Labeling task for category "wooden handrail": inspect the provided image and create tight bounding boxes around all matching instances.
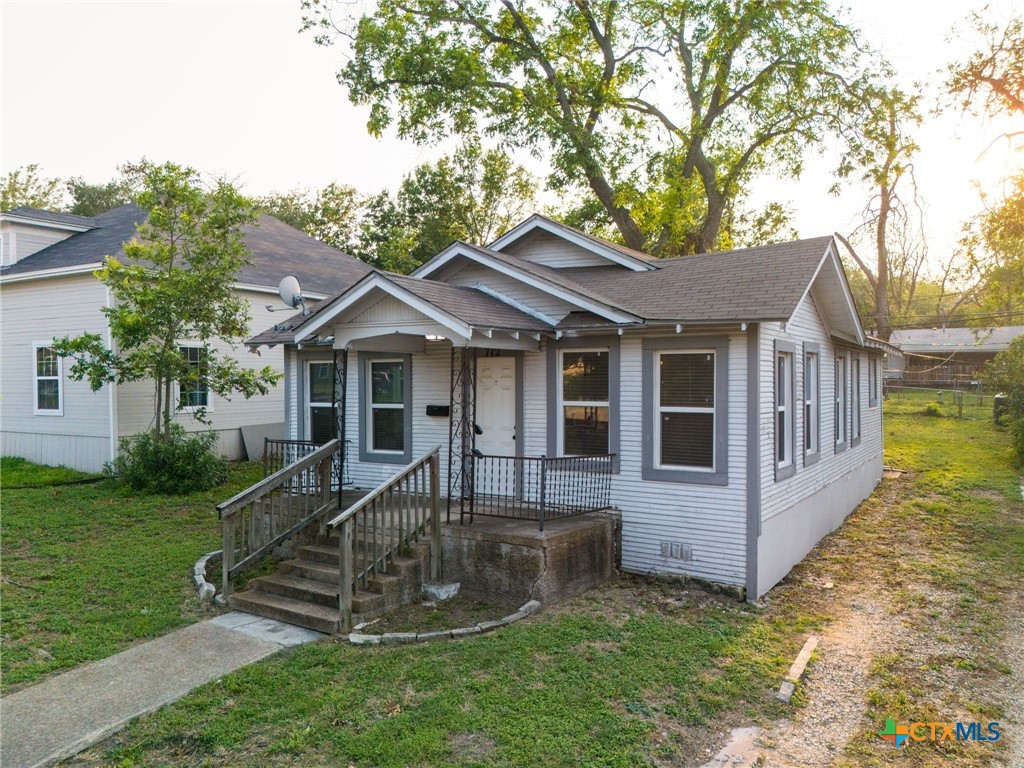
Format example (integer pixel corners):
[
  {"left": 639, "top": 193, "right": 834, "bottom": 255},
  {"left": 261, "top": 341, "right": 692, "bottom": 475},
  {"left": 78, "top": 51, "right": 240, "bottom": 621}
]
[
  {"left": 218, "top": 439, "right": 340, "bottom": 519},
  {"left": 327, "top": 446, "right": 441, "bottom": 530}
]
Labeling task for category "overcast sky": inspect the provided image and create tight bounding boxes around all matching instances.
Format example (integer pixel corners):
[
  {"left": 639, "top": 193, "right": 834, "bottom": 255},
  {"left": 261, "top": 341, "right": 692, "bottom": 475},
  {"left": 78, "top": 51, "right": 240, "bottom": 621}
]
[{"left": 2, "top": 0, "right": 1021, "bottom": 269}]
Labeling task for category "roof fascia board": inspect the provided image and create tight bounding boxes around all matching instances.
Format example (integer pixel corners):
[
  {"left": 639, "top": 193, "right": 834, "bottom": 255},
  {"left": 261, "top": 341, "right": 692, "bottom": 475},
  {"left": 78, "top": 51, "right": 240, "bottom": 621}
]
[
  {"left": 792, "top": 240, "right": 865, "bottom": 345},
  {"left": 0, "top": 263, "right": 104, "bottom": 283},
  {"left": 232, "top": 282, "right": 328, "bottom": 301},
  {"left": 412, "top": 243, "right": 641, "bottom": 324},
  {"left": 0, "top": 214, "right": 94, "bottom": 233},
  {"left": 295, "top": 274, "right": 473, "bottom": 343},
  {"left": 488, "top": 216, "right": 654, "bottom": 272}
]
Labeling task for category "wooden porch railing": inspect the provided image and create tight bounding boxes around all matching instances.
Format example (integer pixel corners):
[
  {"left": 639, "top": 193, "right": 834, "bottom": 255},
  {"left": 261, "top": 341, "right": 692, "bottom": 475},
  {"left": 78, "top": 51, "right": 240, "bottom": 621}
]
[
  {"left": 327, "top": 446, "right": 442, "bottom": 633},
  {"left": 218, "top": 439, "right": 340, "bottom": 597}
]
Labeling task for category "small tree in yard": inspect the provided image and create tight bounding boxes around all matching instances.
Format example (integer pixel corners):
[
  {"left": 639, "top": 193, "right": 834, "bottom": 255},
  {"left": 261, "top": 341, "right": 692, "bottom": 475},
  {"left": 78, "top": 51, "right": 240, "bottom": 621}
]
[
  {"left": 53, "top": 162, "right": 281, "bottom": 492},
  {"left": 986, "top": 337, "right": 1024, "bottom": 463}
]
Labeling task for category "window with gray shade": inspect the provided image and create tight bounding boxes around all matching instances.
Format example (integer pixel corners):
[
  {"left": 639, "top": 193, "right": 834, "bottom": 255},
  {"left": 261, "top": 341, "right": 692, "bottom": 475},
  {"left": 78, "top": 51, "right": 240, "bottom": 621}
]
[
  {"left": 178, "top": 346, "right": 209, "bottom": 409},
  {"left": 35, "top": 345, "right": 61, "bottom": 413},
  {"left": 656, "top": 351, "right": 715, "bottom": 469},
  {"left": 368, "top": 359, "right": 405, "bottom": 452},
  {"left": 805, "top": 351, "right": 819, "bottom": 454},
  {"left": 307, "top": 361, "right": 336, "bottom": 445},
  {"left": 776, "top": 350, "right": 794, "bottom": 469},
  {"left": 559, "top": 350, "right": 609, "bottom": 455}
]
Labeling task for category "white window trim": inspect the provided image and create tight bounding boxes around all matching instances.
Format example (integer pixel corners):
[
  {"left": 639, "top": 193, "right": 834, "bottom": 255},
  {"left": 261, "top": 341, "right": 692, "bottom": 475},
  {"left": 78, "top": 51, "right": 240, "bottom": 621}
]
[
  {"left": 306, "top": 360, "right": 335, "bottom": 444},
  {"left": 365, "top": 356, "right": 405, "bottom": 455},
  {"left": 175, "top": 344, "right": 213, "bottom": 414},
  {"left": 835, "top": 352, "right": 848, "bottom": 452},
  {"left": 653, "top": 349, "right": 716, "bottom": 473},
  {"left": 776, "top": 350, "right": 794, "bottom": 470},
  {"left": 804, "top": 350, "right": 820, "bottom": 460},
  {"left": 556, "top": 348, "right": 610, "bottom": 456},
  {"left": 851, "top": 356, "right": 862, "bottom": 445},
  {"left": 33, "top": 342, "right": 63, "bottom": 416}
]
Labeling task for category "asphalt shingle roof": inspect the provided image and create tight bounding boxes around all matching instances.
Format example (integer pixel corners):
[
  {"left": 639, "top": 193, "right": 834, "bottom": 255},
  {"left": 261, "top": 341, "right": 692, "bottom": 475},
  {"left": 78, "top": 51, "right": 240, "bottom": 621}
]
[
  {"left": 3, "top": 206, "right": 99, "bottom": 228},
  {"left": 0, "top": 204, "right": 373, "bottom": 297},
  {"left": 560, "top": 236, "right": 835, "bottom": 322}
]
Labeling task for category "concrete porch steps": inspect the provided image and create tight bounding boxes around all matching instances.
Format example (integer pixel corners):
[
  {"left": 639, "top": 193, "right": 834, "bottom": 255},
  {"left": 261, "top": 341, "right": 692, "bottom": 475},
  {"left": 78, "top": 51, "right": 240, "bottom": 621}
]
[{"left": 226, "top": 530, "right": 431, "bottom": 634}]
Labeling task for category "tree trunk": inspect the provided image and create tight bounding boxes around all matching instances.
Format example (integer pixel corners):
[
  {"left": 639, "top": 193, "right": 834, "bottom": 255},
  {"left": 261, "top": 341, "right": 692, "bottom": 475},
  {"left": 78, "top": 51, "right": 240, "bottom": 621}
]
[
  {"left": 874, "top": 184, "right": 892, "bottom": 341},
  {"left": 585, "top": 170, "right": 647, "bottom": 251}
]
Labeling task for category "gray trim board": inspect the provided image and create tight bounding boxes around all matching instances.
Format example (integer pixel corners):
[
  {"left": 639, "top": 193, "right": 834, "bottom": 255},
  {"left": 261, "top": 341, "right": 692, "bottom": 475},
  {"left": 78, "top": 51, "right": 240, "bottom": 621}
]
[
  {"left": 515, "top": 350, "right": 525, "bottom": 457},
  {"left": 358, "top": 351, "right": 413, "bottom": 465},
  {"left": 547, "top": 335, "right": 620, "bottom": 469},
  {"left": 745, "top": 324, "right": 761, "bottom": 601},
  {"left": 641, "top": 335, "right": 729, "bottom": 486},
  {"left": 803, "top": 342, "right": 821, "bottom": 467},
  {"left": 774, "top": 339, "right": 797, "bottom": 482}
]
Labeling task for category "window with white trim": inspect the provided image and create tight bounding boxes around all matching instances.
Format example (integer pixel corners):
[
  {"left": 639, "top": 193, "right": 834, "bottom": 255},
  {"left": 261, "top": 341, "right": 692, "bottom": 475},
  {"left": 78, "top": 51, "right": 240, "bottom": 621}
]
[
  {"left": 178, "top": 346, "right": 210, "bottom": 411},
  {"left": 366, "top": 358, "right": 405, "bottom": 453},
  {"left": 776, "top": 350, "right": 794, "bottom": 470},
  {"left": 869, "top": 357, "right": 879, "bottom": 406},
  {"left": 34, "top": 345, "right": 62, "bottom": 414},
  {"left": 307, "top": 361, "right": 336, "bottom": 444},
  {"left": 852, "top": 356, "right": 862, "bottom": 443},
  {"left": 805, "top": 351, "right": 819, "bottom": 456},
  {"left": 655, "top": 351, "right": 715, "bottom": 470},
  {"left": 835, "top": 353, "right": 847, "bottom": 449},
  {"left": 558, "top": 349, "right": 609, "bottom": 455}
]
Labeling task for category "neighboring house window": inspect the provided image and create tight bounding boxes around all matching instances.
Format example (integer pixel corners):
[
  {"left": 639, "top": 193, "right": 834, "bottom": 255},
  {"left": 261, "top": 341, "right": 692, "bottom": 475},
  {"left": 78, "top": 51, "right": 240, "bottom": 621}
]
[
  {"left": 358, "top": 353, "right": 412, "bottom": 464},
  {"left": 559, "top": 350, "right": 609, "bottom": 455},
  {"left": 641, "top": 337, "right": 728, "bottom": 485},
  {"left": 178, "top": 346, "right": 210, "bottom": 411},
  {"left": 307, "top": 361, "right": 336, "bottom": 445},
  {"left": 835, "top": 351, "right": 848, "bottom": 452},
  {"left": 804, "top": 347, "right": 820, "bottom": 465},
  {"left": 851, "top": 356, "right": 862, "bottom": 445},
  {"left": 656, "top": 351, "right": 715, "bottom": 469},
  {"left": 34, "top": 344, "right": 62, "bottom": 415},
  {"left": 775, "top": 341, "right": 796, "bottom": 480}
]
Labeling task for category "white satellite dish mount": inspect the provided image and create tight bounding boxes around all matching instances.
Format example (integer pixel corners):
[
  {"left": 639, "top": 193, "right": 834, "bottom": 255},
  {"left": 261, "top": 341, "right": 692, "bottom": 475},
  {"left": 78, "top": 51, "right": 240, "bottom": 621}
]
[{"left": 267, "top": 275, "right": 309, "bottom": 316}]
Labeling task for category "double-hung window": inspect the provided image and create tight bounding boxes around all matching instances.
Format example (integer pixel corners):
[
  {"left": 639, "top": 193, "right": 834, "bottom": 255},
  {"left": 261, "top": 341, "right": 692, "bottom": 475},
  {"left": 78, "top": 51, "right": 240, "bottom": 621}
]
[
  {"left": 869, "top": 357, "right": 880, "bottom": 407},
  {"left": 804, "top": 348, "right": 820, "bottom": 464},
  {"left": 559, "top": 350, "right": 609, "bottom": 455},
  {"left": 34, "top": 344, "right": 62, "bottom": 415},
  {"left": 307, "top": 362, "right": 336, "bottom": 444},
  {"left": 364, "top": 357, "right": 407, "bottom": 457},
  {"left": 835, "top": 352, "right": 848, "bottom": 451},
  {"left": 656, "top": 351, "right": 716, "bottom": 470},
  {"left": 775, "top": 343, "right": 796, "bottom": 480},
  {"left": 178, "top": 345, "right": 210, "bottom": 411},
  {"left": 851, "top": 356, "right": 862, "bottom": 445}
]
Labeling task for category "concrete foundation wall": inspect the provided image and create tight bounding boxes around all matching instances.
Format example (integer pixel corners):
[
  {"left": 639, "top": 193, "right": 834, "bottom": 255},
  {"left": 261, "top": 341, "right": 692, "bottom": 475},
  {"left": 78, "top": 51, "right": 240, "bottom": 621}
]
[
  {"left": 441, "top": 514, "right": 616, "bottom": 604},
  {"left": 756, "top": 451, "right": 881, "bottom": 596}
]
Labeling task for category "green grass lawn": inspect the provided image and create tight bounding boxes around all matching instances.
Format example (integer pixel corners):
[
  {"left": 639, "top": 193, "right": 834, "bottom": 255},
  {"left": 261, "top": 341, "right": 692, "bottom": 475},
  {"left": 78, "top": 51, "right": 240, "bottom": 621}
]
[
  {"left": 1, "top": 456, "right": 103, "bottom": 488},
  {"left": 1, "top": 460, "right": 262, "bottom": 693}
]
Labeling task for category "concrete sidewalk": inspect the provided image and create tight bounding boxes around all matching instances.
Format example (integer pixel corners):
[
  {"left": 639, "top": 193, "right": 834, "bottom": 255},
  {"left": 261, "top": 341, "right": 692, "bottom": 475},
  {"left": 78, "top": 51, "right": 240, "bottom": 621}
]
[{"left": 0, "top": 613, "right": 323, "bottom": 768}]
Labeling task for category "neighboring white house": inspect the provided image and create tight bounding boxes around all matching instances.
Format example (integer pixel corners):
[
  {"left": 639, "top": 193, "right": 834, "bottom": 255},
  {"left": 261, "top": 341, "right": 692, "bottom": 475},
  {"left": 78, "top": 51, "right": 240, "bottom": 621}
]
[
  {"left": 0, "top": 204, "right": 373, "bottom": 472},
  {"left": 246, "top": 214, "right": 895, "bottom": 599}
]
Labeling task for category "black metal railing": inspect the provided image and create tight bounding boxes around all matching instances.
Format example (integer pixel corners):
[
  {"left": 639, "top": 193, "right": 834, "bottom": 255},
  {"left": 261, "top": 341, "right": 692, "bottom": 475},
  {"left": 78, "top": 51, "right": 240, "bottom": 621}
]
[
  {"left": 468, "top": 453, "right": 615, "bottom": 530},
  {"left": 263, "top": 438, "right": 351, "bottom": 488}
]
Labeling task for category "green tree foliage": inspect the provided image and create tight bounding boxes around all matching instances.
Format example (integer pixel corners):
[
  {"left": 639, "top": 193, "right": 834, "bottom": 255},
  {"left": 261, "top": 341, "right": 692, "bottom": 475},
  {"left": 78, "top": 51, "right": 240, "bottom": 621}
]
[
  {"left": 258, "top": 182, "right": 362, "bottom": 254},
  {"left": 985, "top": 336, "right": 1024, "bottom": 461},
  {"left": 66, "top": 176, "right": 135, "bottom": 217},
  {"left": 304, "top": 0, "right": 868, "bottom": 255},
  {"left": 948, "top": 8, "right": 1023, "bottom": 117},
  {"left": 52, "top": 162, "right": 281, "bottom": 442},
  {"left": 1, "top": 164, "right": 64, "bottom": 211}
]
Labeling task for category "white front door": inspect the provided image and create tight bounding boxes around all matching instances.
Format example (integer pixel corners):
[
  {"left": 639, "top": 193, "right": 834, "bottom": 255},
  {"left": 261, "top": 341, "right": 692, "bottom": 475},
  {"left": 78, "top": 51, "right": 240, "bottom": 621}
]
[{"left": 475, "top": 355, "right": 517, "bottom": 457}]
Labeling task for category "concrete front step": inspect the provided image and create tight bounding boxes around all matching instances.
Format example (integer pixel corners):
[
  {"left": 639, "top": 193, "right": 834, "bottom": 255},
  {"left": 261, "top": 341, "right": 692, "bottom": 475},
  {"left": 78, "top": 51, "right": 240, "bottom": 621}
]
[
  {"left": 253, "top": 573, "right": 340, "bottom": 608},
  {"left": 227, "top": 591, "right": 341, "bottom": 634}
]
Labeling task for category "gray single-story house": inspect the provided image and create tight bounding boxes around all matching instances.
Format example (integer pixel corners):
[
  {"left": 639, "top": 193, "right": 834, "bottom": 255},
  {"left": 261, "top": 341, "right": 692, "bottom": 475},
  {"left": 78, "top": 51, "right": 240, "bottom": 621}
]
[
  {"left": 0, "top": 204, "right": 372, "bottom": 471},
  {"left": 246, "top": 215, "right": 892, "bottom": 598}
]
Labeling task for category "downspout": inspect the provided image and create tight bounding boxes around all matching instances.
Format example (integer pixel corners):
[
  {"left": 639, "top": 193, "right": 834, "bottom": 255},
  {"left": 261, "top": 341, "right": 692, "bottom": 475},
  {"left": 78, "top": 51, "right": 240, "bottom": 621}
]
[{"left": 745, "top": 323, "right": 761, "bottom": 601}]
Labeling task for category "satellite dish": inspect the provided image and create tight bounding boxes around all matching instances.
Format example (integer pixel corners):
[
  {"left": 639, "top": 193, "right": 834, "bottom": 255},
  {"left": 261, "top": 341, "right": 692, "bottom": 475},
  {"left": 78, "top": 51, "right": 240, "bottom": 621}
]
[{"left": 277, "top": 275, "right": 308, "bottom": 316}]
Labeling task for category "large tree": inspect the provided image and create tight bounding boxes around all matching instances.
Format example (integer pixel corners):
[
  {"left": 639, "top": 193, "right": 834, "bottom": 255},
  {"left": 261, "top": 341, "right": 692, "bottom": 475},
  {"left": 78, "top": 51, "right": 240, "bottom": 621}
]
[
  {"left": 304, "top": 0, "right": 868, "bottom": 255},
  {"left": 833, "top": 85, "right": 924, "bottom": 340},
  {"left": 53, "top": 162, "right": 281, "bottom": 440},
  {"left": 1, "top": 164, "right": 64, "bottom": 211}
]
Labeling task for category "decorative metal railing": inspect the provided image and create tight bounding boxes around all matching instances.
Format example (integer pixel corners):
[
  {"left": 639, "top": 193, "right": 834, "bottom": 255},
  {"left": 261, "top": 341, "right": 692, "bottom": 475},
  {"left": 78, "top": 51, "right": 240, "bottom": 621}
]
[
  {"left": 467, "top": 453, "right": 615, "bottom": 531},
  {"left": 219, "top": 440, "right": 340, "bottom": 596},
  {"left": 327, "top": 446, "right": 442, "bottom": 632}
]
